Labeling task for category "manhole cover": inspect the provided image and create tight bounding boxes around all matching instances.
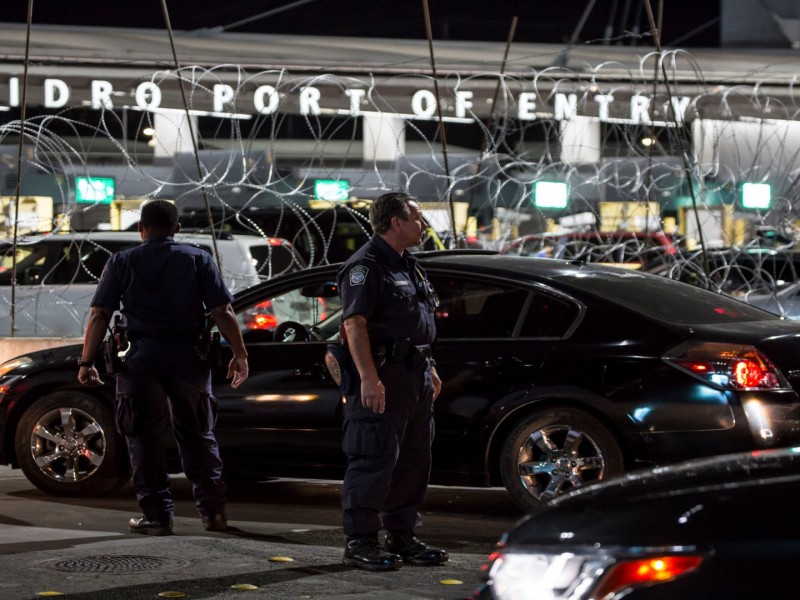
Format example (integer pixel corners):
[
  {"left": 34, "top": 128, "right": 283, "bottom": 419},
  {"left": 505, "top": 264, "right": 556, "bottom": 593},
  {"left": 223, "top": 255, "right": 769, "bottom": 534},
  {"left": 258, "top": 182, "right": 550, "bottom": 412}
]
[{"left": 35, "top": 555, "right": 191, "bottom": 573}]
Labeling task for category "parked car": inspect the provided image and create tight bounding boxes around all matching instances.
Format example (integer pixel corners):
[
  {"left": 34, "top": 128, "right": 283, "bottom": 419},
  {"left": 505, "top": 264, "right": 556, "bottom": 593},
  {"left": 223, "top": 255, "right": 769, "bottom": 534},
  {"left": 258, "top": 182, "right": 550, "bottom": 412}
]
[
  {"left": 2, "top": 252, "right": 800, "bottom": 510},
  {"left": 0, "top": 230, "right": 306, "bottom": 337},
  {"left": 474, "top": 446, "right": 800, "bottom": 599},
  {"left": 180, "top": 205, "right": 372, "bottom": 265}
]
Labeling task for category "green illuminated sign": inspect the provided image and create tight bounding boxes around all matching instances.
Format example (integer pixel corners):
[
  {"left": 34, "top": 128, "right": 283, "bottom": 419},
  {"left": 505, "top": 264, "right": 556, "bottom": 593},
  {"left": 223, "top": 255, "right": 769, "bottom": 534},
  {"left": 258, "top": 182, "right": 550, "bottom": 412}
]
[
  {"left": 314, "top": 179, "right": 349, "bottom": 201},
  {"left": 533, "top": 181, "right": 568, "bottom": 209},
  {"left": 741, "top": 182, "right": 771, "bottom": 209},
  {"left": 75, "top": 176, "right": 115, "bottom": 204}
]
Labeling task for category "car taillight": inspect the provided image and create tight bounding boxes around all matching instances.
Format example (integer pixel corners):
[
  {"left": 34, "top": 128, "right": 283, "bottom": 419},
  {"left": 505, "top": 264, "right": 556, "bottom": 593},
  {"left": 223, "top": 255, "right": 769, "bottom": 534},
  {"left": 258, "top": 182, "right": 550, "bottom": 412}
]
[
  {"left": 664, "top": 341, "right": 789, "bottom": 390},
  {"left": 244, "top": 300, "right": 278, "bottom": 330},
  {"left": 593, "top": 556, "right": 703, "bottom": 599}
]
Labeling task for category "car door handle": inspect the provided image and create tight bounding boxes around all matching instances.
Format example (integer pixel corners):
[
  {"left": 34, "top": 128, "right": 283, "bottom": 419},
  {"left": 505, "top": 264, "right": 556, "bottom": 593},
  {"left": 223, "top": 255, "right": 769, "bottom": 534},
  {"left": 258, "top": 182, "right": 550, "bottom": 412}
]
[
  {"left": 297, "top": 364, "right": 332, "bottom": 380},
  {"left": 485, "top": 357, "right": 533, "bottom": 370}
]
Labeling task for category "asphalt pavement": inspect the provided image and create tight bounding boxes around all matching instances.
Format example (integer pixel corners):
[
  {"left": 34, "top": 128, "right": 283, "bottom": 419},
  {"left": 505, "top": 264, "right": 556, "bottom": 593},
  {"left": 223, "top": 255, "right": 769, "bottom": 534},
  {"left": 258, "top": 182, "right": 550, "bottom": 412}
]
[{"left": 0, "top": 466, "right": 520, "bottom": 599}]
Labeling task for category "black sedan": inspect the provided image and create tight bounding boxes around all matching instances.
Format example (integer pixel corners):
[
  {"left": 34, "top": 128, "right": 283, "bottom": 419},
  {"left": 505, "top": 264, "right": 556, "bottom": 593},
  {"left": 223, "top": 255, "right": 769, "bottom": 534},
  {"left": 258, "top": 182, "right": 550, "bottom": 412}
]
[
  {"left": 474, "top": 447, "right": 800, "bottom": 599},
  {"left": 2, "top": 251, "right": 800, "bottom": 511}
]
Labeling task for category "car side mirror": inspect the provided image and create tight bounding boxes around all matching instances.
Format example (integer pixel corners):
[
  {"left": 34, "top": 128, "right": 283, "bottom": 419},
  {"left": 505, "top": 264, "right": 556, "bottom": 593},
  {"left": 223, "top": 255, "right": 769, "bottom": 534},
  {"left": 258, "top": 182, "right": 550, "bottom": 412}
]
[
  {"left": 23, "top": 266, "right": 42, "bottom": 285},
  {"left": 300, "top": 282, "right": 339, "bottom": 298}
]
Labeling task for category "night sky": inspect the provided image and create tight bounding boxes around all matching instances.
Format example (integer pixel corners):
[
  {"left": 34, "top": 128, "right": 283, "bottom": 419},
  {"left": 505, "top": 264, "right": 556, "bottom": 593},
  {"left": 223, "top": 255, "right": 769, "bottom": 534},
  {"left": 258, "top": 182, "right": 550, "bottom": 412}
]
[{"left": 3, "top": 1, "right": 722, "bottom": 47}]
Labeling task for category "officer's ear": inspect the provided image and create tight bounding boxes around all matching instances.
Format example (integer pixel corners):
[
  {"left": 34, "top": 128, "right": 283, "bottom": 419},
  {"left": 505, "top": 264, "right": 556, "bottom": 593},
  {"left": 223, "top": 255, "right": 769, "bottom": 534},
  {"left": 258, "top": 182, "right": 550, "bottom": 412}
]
[{"left": 173, "top": 223, "right": 182, "bottom": 235}]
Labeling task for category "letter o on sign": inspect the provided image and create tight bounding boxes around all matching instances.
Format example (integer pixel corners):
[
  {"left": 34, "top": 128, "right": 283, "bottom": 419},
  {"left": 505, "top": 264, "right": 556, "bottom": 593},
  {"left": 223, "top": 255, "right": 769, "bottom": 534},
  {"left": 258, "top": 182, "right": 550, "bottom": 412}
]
[
  {"left": 135, "top": 82, "right": 162, "bottom": 109},
  {"left": 411, "top": 90, "right": 437, "bottom": 117}
]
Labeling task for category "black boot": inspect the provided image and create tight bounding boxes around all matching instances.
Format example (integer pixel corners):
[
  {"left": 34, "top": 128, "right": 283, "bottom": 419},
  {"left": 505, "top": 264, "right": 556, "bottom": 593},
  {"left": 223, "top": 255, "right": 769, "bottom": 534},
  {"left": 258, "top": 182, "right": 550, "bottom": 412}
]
[
  {"left": 343, "top": 533, "right": 403, "bottom": 571},
  {"left": 128, "top": 516, "right": 173, "bottom": 536},
  {"left": 384, "top": 530, "right": 448, "bottom": 566}
]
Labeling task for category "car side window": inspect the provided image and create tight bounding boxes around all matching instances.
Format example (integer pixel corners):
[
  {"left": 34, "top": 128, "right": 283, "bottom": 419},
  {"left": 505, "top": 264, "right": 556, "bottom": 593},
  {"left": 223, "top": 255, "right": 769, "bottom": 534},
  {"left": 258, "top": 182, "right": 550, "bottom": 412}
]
[
  {"left": 519, "top": 290, "right": 580, "bottom": 338},
  {"left": 429, "top": 275, "right": 527, "bottom": 339},
  {"left": 0, "top": 243, "right": 49, "bottom": 285},
  {"left": 249, "top": 244, "right": 303, "bottom": 279},
  {"left": 235, "top": 281, "right": 342, "bottom": 343},
  {"left": 44, "top": 241, "right": 133, "bottom": 285}
]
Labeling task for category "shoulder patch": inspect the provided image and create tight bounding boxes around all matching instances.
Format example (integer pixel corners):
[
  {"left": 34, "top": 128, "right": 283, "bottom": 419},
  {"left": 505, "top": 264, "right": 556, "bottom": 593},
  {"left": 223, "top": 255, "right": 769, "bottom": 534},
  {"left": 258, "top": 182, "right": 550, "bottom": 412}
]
[{"left": 349, "top": 265, "right": 369, "bottom": 286}]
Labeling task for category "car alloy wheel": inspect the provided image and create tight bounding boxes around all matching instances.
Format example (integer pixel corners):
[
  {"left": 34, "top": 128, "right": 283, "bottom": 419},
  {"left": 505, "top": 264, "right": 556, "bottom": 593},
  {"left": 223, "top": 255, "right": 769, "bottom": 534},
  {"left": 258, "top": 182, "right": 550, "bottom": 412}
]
[
  {"left": 14, "top": 391, "right": 129, "bottom": 496},
  {"left": 500, "top": 408, "right": 624, "bottom": 511}
]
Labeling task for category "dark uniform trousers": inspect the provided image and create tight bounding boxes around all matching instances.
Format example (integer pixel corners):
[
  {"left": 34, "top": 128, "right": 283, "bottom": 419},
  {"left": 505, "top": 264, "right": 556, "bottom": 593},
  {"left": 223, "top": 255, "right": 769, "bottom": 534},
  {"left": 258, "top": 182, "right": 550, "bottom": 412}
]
[
  {"left": 116, "top": 338, "right": 226, "bottom": 522},
  {"left": 341, "top": 354, "right": 435, "bottom": 537}
]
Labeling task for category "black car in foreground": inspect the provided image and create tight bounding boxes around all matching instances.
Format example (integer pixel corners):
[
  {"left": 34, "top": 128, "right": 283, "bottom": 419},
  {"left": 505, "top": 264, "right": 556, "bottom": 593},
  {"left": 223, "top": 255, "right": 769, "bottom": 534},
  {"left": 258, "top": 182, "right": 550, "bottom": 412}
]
[
  {"left": 2, "top": 252, "right": 800, "bottom": 510},
  {"left": 475, "top": 447, "right": 800, "bottom": 599}
]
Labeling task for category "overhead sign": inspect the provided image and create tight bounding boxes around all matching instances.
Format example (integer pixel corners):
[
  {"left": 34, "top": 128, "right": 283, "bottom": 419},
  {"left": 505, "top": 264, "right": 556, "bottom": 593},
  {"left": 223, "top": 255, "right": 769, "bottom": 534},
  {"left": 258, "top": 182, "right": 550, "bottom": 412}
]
[
  {"left": 0, "top": 76, "right": 695, "bottom": 126},
  {"left": 314, "top": 179, "right": 349, "bottom": 202},
  {"left": 75, "top": 176, "right": 115, "bottom": 204},
  {"left": 741, "top": 182, "right": 771, "bottom": 209},
  {"left": 533, "top": 181, "right": 569, "bottom": 209}
]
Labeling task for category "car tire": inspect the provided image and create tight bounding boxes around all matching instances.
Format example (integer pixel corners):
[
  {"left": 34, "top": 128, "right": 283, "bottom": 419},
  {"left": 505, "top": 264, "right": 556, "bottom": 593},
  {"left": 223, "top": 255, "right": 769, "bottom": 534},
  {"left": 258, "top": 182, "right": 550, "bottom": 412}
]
[
  {"left": 14, "top": 391, "right": 130, "bottom": 497},
  {"left": 500, "top": 407, "right": 624, "bottom": 512}
]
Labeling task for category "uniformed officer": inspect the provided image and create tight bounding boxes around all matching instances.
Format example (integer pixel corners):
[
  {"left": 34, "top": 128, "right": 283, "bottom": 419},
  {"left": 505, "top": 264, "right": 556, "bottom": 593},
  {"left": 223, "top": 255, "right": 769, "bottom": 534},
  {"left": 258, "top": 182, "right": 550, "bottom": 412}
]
[
  {"left": 337, "top": 192, "right": 448, "bottom": 570},
  {"left": 77, "top": 200, "right": 249, "bottom": 536}
]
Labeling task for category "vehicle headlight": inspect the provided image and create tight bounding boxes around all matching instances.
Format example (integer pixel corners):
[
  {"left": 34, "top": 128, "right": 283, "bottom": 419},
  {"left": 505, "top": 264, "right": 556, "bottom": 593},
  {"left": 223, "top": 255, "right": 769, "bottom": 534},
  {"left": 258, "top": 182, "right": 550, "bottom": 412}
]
[
  {"left": 486, "top": 551, "right": 703, "bottom": 600},
  {"left": 488, "top": 552, "right": 612, "bottom": 600},
  {"left": 0, "top": 355, "right": 32, "bottom": 377}
]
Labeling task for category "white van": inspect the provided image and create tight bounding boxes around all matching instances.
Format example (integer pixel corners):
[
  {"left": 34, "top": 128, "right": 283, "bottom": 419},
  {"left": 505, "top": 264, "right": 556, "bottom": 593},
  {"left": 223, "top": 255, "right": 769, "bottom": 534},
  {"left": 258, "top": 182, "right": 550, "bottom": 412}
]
[{"left": 0, "top": 231, "right": 306, "bottom": 337}]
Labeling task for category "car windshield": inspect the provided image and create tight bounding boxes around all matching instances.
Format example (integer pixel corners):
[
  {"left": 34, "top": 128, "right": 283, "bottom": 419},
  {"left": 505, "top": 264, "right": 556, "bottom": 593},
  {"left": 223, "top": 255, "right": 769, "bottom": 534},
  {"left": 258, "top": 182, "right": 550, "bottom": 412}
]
[{"left": 562, "top": 268, "right": 778, "bottom": 324}]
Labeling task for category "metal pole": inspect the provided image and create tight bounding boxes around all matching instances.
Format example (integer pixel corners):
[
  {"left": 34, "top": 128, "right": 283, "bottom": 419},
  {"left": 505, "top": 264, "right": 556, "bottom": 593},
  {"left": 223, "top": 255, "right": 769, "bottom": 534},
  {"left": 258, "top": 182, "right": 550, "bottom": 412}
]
[
  {"left": 642, "top": 0, "right": 711, "bottom": 284},
  {"left": 10, "top": 0, "right": 35, "bottom": 338},
  {"left": 422, "top": 0, "right": 460, "bottom": 249},
  {"left": 159, "top": 0, "right": 222, "bottom": 270}
]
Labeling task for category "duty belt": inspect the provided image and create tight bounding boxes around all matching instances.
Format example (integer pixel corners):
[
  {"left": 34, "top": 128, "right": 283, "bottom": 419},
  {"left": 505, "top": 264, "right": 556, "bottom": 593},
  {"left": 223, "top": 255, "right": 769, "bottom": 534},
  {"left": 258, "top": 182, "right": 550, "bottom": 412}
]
[
  {"left": 127, "top": 329, "right": 200, "bottom": 342},
  {"left": 378, "top": 339, "right": 432, "bottom": 364}
]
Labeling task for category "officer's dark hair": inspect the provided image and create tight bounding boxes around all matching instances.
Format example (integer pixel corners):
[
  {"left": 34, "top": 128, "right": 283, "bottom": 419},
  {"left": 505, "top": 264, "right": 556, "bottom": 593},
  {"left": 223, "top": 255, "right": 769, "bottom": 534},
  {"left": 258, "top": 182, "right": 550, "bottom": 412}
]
[
  {"left": 370, "top": 192, "right": 415, "bottom": 234},
  {"left": 140, "top": 200, "right": 178, "bottom": 231}
]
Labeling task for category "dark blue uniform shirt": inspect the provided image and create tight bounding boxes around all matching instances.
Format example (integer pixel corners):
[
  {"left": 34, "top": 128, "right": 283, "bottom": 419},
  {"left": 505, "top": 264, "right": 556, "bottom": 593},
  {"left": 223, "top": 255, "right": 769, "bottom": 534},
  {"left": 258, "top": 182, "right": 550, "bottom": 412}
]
[
  {"left": 91, "top": 236, "right": 233, "bottom": 333},
  {"left": 338, "top": 234, "right": 435, "bottom": 346}
]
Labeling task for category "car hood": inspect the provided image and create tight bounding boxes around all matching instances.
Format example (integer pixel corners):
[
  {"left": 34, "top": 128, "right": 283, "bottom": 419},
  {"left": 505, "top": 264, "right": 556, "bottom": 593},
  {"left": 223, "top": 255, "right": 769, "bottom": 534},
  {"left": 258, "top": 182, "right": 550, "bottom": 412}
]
[
  {"left": 5, "top": 343, "right": 84, "bottom": 373},
  {"left": 505, "top": 448, "right": 800, "bottom": 549}
]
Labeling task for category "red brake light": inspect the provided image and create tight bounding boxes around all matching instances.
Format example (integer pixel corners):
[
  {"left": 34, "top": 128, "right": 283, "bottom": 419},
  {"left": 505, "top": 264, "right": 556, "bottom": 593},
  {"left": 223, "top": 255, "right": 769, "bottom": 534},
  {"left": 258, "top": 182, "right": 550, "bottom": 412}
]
[
  {"left": 267, "top": 238, "right": 283, "bottom": 246},
  {"left": 245, "top": 300, "right": 278, "bottom": 330},
  {"left": 594, "top": 556, "right": 703, "bottom": 598},
  {"left": 664, "top": 341, "right": 787, "bottom": 390},
  {"left": 251, "top": 314, "right": 278, "bottom": 330},
  {"left": 734, "top": 359, "right": 764, "bottom": 387}
]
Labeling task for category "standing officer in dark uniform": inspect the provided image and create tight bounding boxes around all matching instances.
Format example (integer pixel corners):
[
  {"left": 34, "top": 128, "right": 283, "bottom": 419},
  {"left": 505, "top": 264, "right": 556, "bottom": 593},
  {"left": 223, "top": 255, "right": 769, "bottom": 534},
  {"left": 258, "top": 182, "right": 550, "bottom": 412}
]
[
  {"left": 77, "top": 200, "right": 249, "bottom": 536},
  {"left": 337, "top": 192, "right": 448, "bottom": 570}
]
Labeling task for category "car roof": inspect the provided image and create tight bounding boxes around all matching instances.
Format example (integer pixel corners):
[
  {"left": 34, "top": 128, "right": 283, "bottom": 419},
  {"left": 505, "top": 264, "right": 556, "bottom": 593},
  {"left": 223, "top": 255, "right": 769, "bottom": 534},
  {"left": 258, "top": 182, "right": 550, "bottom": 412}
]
[
  {"left": 0, "top": 231, "right": 294, "bottom": 244},
  {"left": 512, "top": 231, "right": 673, "bottom": 241},
  {"left": 419, "top": 252, "right": 642, "bottom": 281}
]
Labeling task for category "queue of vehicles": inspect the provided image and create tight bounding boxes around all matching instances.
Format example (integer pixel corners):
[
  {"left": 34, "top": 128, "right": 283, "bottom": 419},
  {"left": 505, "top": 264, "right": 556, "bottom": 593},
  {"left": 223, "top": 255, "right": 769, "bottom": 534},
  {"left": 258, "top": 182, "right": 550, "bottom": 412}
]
[
  {"left": 3, "top": 225, "right": 800, "bottom": 596},
  {"left": 3, "top": 252, "right": 800, "bottom": 509}
]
